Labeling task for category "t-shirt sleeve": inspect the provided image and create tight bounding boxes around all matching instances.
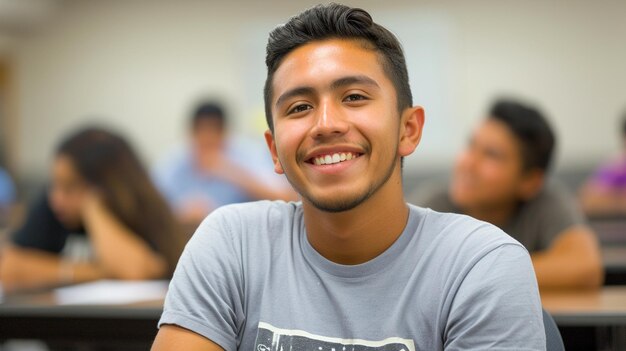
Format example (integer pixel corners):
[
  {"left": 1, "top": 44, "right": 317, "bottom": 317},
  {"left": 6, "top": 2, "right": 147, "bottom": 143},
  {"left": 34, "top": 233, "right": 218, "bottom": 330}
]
[
  {"left": 158, "top": 207, "right": 245, "bottom": 351},
  {"left": 11, "top": 191, "right": 71, "bottom": 253},
  {"left": 444, "top": 243, "right": 545, "bottom": 350}
]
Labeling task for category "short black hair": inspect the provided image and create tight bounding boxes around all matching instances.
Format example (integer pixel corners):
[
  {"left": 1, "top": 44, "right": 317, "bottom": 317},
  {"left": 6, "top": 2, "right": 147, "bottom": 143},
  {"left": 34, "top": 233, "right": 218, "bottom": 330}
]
[
  {"left": 263, "top": 3, "right": 412, "bottom": 133},
  {"left": 191, "top": 101, "right": 226, "bottom": 130},
  {"left": 489, "top": 99, "right": 556, "bottom": 172}
]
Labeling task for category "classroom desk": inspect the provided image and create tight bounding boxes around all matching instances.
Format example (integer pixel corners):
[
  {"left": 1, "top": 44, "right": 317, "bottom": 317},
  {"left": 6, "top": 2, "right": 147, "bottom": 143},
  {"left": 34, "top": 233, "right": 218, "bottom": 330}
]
[
  {"left": 603, "top": 246, "right": 626, "bottom": 285},
  {"left": 542, "top": 286, "right": 626, "bottom": 325},
  {"left": 2, "top": 286, "right": 626, "bottom": 349},
  {"left": 0, "top": 290, "right": 163, "bottom": 348},
  {"left": 542, "top": 286, "right": 626, "bottom": 350},
  {"left": 590, "top": 217, "right": 626, "bottom": 246}
]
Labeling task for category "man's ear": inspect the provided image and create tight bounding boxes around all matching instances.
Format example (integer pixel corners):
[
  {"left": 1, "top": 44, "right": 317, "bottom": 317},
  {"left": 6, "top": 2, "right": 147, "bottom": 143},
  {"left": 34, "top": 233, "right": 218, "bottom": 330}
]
[
  {"left": 398, "top": 106, "right": 425, "bottom": 157},
  {"left": 264, "top": 130, "right": 285, "bottom": 174},
  {"left": 518, "top": 169, "right": 545, "bottom": 200}
]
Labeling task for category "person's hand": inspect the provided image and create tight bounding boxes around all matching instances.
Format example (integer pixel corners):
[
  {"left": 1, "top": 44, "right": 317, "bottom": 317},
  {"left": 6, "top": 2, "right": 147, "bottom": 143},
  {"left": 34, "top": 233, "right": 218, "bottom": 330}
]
[
  {"left": 80, "top": 188, "right": 107, "bottom": 223},
  {"left": 178, "top": 199, "right": 215, "bottom": 225},
  {"left": 197, "top": 150, "right": 248, "bottom": 183}
]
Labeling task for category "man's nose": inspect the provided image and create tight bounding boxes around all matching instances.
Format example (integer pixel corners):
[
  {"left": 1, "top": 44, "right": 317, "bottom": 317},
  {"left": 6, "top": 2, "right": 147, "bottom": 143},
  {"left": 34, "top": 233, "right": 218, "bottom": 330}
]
[{"left": 309, "top": 99, "right": 349, "bottom": 139}]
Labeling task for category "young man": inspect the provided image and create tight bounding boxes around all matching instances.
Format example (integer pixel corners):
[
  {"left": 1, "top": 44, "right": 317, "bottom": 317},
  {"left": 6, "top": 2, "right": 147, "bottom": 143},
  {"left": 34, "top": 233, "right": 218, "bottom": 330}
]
[
  {"left": 153, "top": 101, "right": 296, "bottom": 225},
  {"left": 411, "top": 100, "right": 603, "bottom": 290},
  {"left": 153, "top": 4, "right": 545, "bottom": 350}
]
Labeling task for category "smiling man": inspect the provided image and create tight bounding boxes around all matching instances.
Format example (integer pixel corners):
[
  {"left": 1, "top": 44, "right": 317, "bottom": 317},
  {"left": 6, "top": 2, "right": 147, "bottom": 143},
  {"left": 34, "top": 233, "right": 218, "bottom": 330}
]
[
  {"left": 152, "top": 4, "right": 545, "bottom": 351},
  {"left": 411, "top": 100, "right": 603, "bottom": 290}
]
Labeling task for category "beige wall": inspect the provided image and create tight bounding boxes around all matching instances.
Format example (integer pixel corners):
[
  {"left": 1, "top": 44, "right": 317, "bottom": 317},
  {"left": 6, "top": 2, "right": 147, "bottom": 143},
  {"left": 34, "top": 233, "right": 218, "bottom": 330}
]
[{"left": 6, "top": 0, "right": 626, "bottom": 178}]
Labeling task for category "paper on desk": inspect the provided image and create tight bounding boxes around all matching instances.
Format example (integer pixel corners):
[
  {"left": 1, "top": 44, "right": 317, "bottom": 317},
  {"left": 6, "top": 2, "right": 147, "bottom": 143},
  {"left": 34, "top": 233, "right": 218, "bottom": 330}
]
[{"left": 54, "top": 280, "right": 169, "bottom": 305}]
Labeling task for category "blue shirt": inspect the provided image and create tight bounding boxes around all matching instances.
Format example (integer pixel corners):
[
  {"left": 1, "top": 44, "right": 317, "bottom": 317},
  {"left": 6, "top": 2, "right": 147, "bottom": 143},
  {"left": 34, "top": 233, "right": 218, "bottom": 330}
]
[
  {"left": 153, "top": 137, "right": 284, "bottom": 213},
  {"left": 0, "top": 167, "right": 15, "bottom": 207}
]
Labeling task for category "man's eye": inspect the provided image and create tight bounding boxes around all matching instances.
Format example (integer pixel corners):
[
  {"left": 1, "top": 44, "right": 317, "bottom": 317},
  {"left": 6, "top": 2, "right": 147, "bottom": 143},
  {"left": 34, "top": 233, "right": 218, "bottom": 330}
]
[
  {"left": 344, "top": 94, "right": 367, "bottom": 102},
  {"left": 288, "top": 104, "right": 312, "bottom": 114},
  {"left": 485, "top": 149, "right": 504, "bottom": 161}
]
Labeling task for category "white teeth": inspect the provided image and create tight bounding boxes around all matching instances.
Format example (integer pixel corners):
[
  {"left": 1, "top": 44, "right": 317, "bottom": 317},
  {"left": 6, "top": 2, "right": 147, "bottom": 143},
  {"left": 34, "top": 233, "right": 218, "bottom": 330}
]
[{"left": 313, "top": 152, "right": 358, "bottom": 165}]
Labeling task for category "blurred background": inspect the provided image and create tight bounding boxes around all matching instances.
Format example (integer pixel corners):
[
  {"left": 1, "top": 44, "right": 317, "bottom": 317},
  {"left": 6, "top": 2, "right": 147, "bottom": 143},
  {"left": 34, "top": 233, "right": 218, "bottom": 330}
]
[
  {"left": 0, "top": 0, "right": 624, "bottom": 195},
  {"left": 1, "top": 1, "right": 626, "bottom": 350}
]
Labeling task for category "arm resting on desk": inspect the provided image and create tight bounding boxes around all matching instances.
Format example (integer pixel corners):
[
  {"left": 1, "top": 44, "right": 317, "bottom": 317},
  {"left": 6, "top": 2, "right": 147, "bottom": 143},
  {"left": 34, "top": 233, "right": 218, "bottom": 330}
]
[
  {"left": 152, "top": 325, "right": 224, "bottom": 351},
  {"left": 532, "top": 226, "right": 603, "bottom": 290},
  {"left": 0, "top": 245, "right": 104, "bottom": 292},
  {"left": 82, "top": 195, "right": 167, "bottom": 280},
  {"left": 579, "top": 182, "right": 626, "bottom": 215}
]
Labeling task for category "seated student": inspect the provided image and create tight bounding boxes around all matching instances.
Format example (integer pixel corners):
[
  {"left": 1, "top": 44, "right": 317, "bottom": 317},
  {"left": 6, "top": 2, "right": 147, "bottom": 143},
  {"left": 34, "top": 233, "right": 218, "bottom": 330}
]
[
  {"left": 153, "top": 101, "right": 297, "bottom": 224},
  {"left": 0, "top": 164, "right": 16, "bottom": 225},
  {"left": 152, "top": 4, "right": 545, "bottom": 350},
  {"left": 0, "top": 127, "right": 186, "bottom": 292},
  {"left": 410, "top": 99, "right": 603, "bottom": 290},
  {"left": 580, "top": 110, "right": 626, "bottom": 215}
]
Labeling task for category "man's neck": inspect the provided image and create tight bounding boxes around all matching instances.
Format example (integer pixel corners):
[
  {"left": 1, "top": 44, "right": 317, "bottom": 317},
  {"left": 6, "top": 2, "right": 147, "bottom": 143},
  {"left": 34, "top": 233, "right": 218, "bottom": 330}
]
[{"left": 302, "top": 180, "right": 409, "bottom": 265}]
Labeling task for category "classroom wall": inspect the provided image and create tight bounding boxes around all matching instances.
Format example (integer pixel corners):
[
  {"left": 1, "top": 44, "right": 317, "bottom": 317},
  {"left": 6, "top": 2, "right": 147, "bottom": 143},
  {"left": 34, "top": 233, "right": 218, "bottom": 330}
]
[{"left": 6, "top": 0, "right": 626, "bottom": 180}]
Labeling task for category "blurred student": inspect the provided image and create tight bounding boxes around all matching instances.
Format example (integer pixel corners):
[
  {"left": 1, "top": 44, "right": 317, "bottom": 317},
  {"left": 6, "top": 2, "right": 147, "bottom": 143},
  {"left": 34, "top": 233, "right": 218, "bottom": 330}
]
[
  {"left": 410, "top": 99, "right": 603, "bottom": 290},
  {"left": 580, "top": 110, "right": 626, "bottom": 215},
  {"left": 0, "top": 165, "right": 15, "bottom": 224},
  {"left": 0, "top": 127, "right": 186, "bottom": 292},
  {"left": 153, "top": 101, "right": 296, "bottom": 224}
]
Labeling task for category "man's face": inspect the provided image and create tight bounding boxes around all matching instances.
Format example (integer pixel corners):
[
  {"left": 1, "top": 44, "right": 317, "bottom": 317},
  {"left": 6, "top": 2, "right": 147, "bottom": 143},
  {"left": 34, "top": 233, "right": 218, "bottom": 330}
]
[
  {"left": 192, "top": 118, "right": 225, "bottom": 155},
  {"left": 450, "top": 118, "right": 527, "bottom": 210},
  {"left": 265, "top": 39, "right": 419, "bottom": 212}
]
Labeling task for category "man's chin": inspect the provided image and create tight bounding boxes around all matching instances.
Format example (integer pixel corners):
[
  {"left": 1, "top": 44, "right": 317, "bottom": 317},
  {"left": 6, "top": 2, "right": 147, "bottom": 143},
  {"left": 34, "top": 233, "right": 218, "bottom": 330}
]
[{"left": 302, "top": 190, "right": 373, "bottom": 213}]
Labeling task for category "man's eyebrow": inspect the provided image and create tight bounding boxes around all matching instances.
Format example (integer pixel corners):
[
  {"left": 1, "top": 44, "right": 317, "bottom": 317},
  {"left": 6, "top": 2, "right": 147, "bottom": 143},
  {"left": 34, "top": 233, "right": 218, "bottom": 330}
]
[
  {"left": 330, "top": 75, "right": 380, "bottom": 90},
  {"left": 275, "top": 86, "right": 315, "bottom": 109}
]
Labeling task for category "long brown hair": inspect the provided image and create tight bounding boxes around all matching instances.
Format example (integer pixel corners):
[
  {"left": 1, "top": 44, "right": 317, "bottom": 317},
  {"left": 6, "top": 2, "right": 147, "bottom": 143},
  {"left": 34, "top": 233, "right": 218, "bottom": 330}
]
[{"left": 56, "top": 126, "right": 185, "bottom": 276}]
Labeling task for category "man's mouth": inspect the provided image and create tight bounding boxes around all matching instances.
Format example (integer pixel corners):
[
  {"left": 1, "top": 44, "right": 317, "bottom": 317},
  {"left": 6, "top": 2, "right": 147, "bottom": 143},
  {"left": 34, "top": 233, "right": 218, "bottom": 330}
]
[{"left": 307, "top": 152, "right": 362, "bottom": 166}]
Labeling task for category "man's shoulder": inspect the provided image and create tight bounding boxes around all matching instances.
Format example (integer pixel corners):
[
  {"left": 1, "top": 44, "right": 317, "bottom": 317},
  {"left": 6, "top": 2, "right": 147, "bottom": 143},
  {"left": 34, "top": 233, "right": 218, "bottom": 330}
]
[
  {"left": 410, "top": 205, "right": 525, "bottom": 255},
  {"left": 192, "top": 201, "right": 301, "bottom": 243},
  {"left": 210, "top": 200, "right": 301, "bottom": 221},
  {"left": 533, "top": 182, "right": 575, "bottom": 204},
  {"left": 523, "top": 182, "right": 582, "bottom": 220}
]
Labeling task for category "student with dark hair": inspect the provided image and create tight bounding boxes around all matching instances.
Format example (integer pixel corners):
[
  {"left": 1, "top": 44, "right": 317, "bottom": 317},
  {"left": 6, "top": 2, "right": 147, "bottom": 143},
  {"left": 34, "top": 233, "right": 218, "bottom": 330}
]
[
  {"left": 153, "top": 4, "right": 544, "bottom": 350},
  {"left": 580, "top": 109, "right": 626, "bottom": 215},
  {"left": 153, "top": 100, "right": 296, "bottom": 225},
  {"left": 0, "top": 127, "right": 186, "bottom": 292},
  {"left": 411, "top": 99, "right": 603, "bottom": 290}
]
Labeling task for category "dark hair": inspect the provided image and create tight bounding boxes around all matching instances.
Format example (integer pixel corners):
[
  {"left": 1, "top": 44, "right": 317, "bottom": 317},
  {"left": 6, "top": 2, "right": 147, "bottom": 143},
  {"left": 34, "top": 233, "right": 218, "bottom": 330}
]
[
  {"left": 263, "top": 3, "right": 412, "bottom": 132},
  {"left": 489, "top": 100, "right": 556, "bottom": 172},
  {"left": 56, "top": 126, "right": 185, "bottom": 276},
  {"left": 191, "top": 101, "right": 226, "bottom": 130}
]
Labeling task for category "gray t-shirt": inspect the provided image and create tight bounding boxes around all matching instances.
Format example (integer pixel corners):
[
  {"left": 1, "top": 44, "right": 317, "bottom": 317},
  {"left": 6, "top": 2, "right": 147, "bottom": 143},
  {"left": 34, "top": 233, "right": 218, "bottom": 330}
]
[
  {"left": 159, "top": 201, "right": 545, "bottom": 351},
  {"left": 410, "top": 183, "right": 585, "bottom": 252}
]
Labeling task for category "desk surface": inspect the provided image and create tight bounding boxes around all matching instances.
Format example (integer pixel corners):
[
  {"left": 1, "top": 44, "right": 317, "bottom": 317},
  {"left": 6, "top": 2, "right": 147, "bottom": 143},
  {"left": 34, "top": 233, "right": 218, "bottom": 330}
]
[
  {"left": 603, "top": 246, "right": 626, "bottom": 270},
  {"left": 591, "top": 218, "right": 626, "bottom": 245},
  {"left": 0, "top": 290, "right": 164, "bottom": 343},
  {"left": 2, "top": 285, "right": 626, "bottom": 341},
  {"left": 541, "top": 286, "right": 626, "bottom": 326}
]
